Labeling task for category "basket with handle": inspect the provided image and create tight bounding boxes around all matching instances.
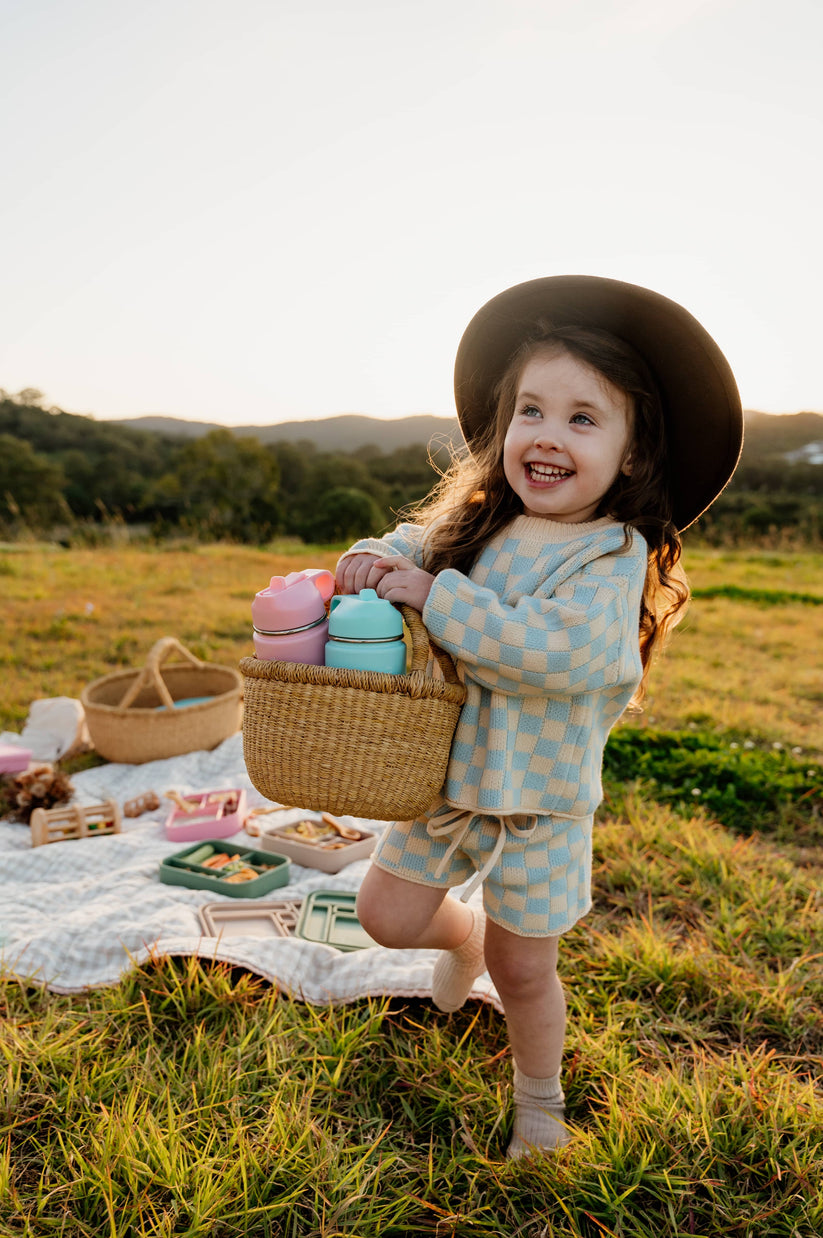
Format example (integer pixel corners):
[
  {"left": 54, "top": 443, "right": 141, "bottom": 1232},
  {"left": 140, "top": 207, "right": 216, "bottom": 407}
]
[
  {"left": 81, "top": 637, "right": 243, "bottom": 764},
  {"left": 240, "top": 605, "right": 467, "bottom": 820}
]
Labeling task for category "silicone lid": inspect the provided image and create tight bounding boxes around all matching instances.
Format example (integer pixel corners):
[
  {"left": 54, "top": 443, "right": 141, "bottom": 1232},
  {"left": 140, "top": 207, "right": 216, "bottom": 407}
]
[
  {"left": 252, "top": 569, "right": 334, "bottom": 631},
  {"left": 327, "top": 589, "right": 403, "bottom": 639}
]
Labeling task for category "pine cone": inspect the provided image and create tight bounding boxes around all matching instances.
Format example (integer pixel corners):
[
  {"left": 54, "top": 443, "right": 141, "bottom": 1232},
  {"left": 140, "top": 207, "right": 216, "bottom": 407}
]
[{"left": 0, "top": 765, "right": 75, "bottom": 823}]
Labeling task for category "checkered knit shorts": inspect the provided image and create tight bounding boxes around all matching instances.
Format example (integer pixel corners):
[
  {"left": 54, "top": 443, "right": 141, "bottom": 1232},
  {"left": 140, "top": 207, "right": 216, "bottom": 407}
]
[{"left": 371, "top": 796, "right": 594, "bottom": 937}]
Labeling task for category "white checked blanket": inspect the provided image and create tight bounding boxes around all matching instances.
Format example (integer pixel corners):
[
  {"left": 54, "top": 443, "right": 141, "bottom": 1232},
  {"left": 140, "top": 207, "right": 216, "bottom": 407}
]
[{"left": 0, "top": 734, "right": 499, "bottom": 1008}]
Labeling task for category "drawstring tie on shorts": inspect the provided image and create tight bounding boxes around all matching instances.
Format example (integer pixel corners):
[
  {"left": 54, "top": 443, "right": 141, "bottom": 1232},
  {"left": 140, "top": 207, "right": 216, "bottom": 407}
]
[{"left": 426, "top": 804, "right": 539, "bottom": 902}]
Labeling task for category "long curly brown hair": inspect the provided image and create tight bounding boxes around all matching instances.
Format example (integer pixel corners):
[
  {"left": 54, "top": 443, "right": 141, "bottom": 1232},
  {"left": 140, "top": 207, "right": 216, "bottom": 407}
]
[{"left": 402, "top": 322, "right": 690, "bottom": 702}]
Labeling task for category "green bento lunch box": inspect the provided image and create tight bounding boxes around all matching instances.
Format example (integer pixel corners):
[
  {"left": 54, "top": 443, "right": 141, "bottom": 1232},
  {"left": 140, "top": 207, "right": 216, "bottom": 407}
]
[
  {"left": 294, "top": 889, "right": 377, "bottom": 951},
  {"left": 159, "top": 839, "right": 290, "bottom": 898}
]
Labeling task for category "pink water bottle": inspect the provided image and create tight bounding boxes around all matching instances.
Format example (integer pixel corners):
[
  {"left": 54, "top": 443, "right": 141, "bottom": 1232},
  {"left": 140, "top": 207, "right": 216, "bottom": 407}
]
[{"left": 251, "top": 569, "right": 335, "bottom": 665}]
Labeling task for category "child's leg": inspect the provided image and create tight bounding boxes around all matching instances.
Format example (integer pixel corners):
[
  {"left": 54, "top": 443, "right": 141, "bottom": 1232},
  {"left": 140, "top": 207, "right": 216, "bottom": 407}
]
[
  {"left": 483, "top": 921, "right": 569, "bottom": 1156},
  {"left": 484, "top": 924, "right": 564, "bottom": 1076},
  {"left": 356, "top": 864, "right": 474, "bottom": 950}
]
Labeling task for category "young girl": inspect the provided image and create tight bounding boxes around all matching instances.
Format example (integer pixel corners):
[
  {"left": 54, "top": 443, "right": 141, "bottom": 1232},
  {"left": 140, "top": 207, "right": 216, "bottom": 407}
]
[{"left": 335, "top": 275, "right": 743, "bottom": 1159}]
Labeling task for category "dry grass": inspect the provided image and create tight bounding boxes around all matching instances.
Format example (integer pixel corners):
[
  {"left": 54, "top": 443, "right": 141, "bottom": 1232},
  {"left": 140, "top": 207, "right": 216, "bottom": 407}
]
[
  {"left": 3, "top": 542, "right": 816, "bottom": 752},
  {"left": 1, "top": 798, "right": 821, "bottom": 1236},
  {"left": 1, "top": 540, "right": 822, "bottom": 1235},
  {"left": 2, "top": 541, "right": 822, "bottom": 755},
  {"left": 3, "top": 541, "right": 821, "bottom": 757},
  {"left": 0, "top": 542, "right": 339, "bottom": 731},
  {"left": 624, "top": 547, "right": 823, "bottom": 757}
]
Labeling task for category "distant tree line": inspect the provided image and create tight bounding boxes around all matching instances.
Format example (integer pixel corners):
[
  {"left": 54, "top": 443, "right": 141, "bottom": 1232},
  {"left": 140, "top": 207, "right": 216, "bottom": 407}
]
[
  {"left": 1, "top": 390, "right": 821, "bottom": 545},
  {"left": 0, "top": 391, "right": 448, "bottom": 544}
]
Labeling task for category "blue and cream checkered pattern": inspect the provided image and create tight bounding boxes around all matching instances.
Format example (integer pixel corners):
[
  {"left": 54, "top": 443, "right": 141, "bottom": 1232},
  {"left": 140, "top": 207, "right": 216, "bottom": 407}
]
[
  {"left": 347, "top": 514, "right": 646, "bottom": 819},
  {"left": 372, "top": 796, "right": 595, "bottom": 937}
]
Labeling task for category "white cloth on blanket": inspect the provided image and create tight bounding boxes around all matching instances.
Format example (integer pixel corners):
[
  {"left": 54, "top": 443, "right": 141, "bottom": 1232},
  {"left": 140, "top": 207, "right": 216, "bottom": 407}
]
[
  {"left": 0, "top": 696, "right": 91, "bottom": 762},
  {"left": 0, "top": 734, "right": 499, "bottom": 1009}
]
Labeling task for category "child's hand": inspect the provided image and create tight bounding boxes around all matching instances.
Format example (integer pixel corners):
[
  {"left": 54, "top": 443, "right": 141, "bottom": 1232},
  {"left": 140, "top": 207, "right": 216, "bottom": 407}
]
[
  {"left": 334, "top": 553, "right": 393, "bottom": 595},
  {"left": 373, "top": 556, "right": 435, "bottom": 612}
]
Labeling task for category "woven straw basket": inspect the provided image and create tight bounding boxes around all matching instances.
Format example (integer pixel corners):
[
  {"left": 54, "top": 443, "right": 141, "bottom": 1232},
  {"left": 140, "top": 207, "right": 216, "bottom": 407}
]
[
  {"left": 81, "top": 637, "right": 243, "bottom": 764},
  {"left": 240, "top": 606, "right": 467, "bottom": 820}
]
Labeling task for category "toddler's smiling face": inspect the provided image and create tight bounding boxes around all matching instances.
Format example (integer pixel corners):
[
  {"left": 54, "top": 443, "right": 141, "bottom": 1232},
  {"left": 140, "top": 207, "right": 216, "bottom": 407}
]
[{"left": 502, "top": 347, "right": 634, "bottom": 524}]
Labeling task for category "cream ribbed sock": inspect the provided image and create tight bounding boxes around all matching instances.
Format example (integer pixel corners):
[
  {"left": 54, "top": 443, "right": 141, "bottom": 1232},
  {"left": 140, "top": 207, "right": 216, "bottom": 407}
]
[
  {"left": 506, "top": 1066, "right": 570, "bottom": 1159},
  {"left": 431, "top": 906, "right": 487, "bottom": 1012}
]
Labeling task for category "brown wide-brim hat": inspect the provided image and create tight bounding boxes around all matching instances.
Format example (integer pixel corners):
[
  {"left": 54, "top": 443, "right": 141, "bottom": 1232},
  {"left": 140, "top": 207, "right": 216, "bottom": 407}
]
[{"left": 453, "top": 275, "right": 744, "bottom": 531}]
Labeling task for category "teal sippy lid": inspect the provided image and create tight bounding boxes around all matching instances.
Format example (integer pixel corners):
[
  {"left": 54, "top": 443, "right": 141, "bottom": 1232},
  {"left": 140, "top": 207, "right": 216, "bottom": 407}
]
[{"left": 327, "top": 589, "right": 404, "bottom": 639}]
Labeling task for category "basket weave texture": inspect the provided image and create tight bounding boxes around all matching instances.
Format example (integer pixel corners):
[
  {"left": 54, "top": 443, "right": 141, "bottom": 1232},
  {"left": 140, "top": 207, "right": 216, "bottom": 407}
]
[
  {"left": 81, "top": 637, "right": 243, "bottom": 764},
  {"left": 240, "top": 606, "right": 467, "bottom": 821}
]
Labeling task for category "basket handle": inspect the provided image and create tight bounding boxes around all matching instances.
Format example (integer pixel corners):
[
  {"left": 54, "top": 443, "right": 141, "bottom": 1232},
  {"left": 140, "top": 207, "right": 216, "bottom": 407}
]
[
  {"left": 401, "top": 606, "right": 462, "bottom": 686},
  {"left": 117, "top": 637, "right": 205, "bottom": 711}
]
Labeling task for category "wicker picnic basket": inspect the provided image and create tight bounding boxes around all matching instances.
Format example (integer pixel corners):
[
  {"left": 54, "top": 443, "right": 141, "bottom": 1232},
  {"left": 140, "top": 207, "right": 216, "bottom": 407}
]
[
  {"left": 81, "top": 637, "right": 243, "bottom": 764},
  {"left": 240, "top": 606, "right": 467, "bottom": 820}
]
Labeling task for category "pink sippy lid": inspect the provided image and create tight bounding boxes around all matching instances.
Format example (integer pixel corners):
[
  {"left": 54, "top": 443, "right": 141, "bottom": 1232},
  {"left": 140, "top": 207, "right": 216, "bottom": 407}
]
[{"left": 251, "top": 569, "right": 335, "bottom": 633}]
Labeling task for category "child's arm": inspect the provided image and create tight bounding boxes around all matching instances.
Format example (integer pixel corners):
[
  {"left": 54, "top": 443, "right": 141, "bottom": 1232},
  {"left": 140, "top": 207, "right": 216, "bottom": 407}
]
[{"left": 423, "top": 544, "right": 647, "bottom": 697}]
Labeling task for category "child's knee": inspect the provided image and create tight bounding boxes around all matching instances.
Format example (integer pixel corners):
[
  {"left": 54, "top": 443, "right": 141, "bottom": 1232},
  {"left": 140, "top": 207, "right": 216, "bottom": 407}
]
[
  {"left": 484, "top": 929, "right": 559, "bottom": 999},
  {"left": 487, "top": 956, "right": 548, "bottom": 1000},
  {"left": 355, "top": 873, "right": 417, "bottom": 948},
  {"left": 354, "top": 883, "right": 392, "bottom": 944}
]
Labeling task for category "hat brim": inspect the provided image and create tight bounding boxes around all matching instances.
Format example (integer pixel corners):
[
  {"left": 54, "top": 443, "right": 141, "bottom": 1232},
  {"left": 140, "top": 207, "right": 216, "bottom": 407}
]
[{"left": 453, "top": 275, "right": 743, "bottom": 532}]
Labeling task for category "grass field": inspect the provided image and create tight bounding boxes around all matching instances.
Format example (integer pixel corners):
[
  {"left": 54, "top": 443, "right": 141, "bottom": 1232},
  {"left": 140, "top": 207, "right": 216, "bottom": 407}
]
[{"left": 1, "top": 542, "right": 821, "bottom": 1237}]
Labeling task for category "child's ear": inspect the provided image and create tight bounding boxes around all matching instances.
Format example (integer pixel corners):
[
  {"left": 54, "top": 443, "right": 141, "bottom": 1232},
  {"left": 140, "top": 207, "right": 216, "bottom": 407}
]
[{"left": 620, "top": 451, "right": 633, "bottom": 477}]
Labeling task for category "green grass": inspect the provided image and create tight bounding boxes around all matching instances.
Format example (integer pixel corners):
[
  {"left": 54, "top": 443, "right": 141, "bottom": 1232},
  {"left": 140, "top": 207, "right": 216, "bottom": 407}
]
[
  {"left": 2, "top": 803, "right": 821, "bottom": 1235},
  {"left": 603, "top": 728, "right": 822, "bottom": 844},
  {"left": 691, "top": 584, "right": 823, "bottom": 606},
  {"left": 2, "top": 545, "right": 823, "bottom": 1235}
]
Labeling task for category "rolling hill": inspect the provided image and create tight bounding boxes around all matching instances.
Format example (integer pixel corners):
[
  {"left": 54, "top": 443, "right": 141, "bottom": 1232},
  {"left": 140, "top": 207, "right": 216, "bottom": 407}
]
[
  {"left": 109, "top": 413, "right": 464, "bottom": 453},
  {"left": 105, "top": 409, "right": 823, "bottom": 460}
]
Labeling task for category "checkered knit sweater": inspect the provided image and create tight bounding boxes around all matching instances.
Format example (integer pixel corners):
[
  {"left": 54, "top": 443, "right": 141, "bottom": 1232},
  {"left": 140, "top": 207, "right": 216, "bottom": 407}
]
[{"left": 345, "top": 514, "right": 647, "bottom": 818}]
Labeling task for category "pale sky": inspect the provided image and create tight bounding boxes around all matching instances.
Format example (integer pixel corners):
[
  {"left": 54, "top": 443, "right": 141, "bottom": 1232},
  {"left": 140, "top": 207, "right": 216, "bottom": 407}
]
[{"left": 1, "top": 0, "right": 821, "bottom": 426}]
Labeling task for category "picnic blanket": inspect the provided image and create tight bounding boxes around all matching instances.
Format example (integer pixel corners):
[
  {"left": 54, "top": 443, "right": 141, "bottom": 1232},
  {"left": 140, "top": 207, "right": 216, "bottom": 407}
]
[{"left": 0, "top": 732, "right": 500, "bottom": 1009}]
